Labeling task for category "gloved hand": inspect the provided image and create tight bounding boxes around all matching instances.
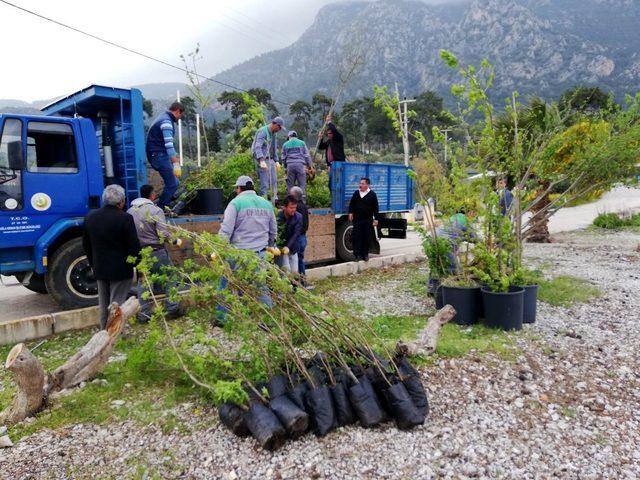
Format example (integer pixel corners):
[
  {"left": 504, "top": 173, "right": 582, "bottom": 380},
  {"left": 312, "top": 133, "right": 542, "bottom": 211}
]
[
  {"left": 275, "top": 162, "right": 282, "bottom": 172},
  {"left": 259, "top": 159, "right": 267, "bottom": 170},
  {"left": 173, "top": 163, "right": 182, "bottom": 178},
  {"left": 173, "top": 238, "right": 183, "bottom": 248},
  {"left": 282, "top": 246, "right": 290, "bottom": 255}
]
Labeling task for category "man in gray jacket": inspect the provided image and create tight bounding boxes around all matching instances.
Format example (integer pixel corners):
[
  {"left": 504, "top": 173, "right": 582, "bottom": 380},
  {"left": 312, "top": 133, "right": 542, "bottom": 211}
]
[
  {"left": 216, "top": 175, "right": 276, "bottom": 322},
  {"left": 128, "top": 184, "right": 181, "bottom": 322},
  {"left": 282, "top": 130, "right": 313, "bottom": 195},
  {"left": 251, "top": 116, "right": 285, "bottom": 201}
]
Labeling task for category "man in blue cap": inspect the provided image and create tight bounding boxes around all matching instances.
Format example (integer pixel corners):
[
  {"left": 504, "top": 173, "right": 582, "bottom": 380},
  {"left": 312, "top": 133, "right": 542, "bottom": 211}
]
[
  {"left": 252, "top": 116, "right": 285, "bottom": 201},
  {"left": 282, "top": 130, "right": 313, "bottom": 196}
]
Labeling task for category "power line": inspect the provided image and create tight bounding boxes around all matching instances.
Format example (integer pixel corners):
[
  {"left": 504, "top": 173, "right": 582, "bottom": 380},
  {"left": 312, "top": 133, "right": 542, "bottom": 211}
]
[
  {"left": 224, "top": 5, "right": 299, "bottom": 45},
  {"left": 0, "top": 0, "right": 292, "bottom": 107}
]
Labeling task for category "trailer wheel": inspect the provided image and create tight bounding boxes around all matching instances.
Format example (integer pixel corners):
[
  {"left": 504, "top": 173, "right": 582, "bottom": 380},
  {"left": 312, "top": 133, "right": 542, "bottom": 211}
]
[
  {"left": 335, "top": 219, "right": 356, "bottom": 262},
  {"left": 14, "top": 272, "right": 48, "bottom": 294},
  {"left": 45, "top": 238, "right": 98, "bottom": 309}
]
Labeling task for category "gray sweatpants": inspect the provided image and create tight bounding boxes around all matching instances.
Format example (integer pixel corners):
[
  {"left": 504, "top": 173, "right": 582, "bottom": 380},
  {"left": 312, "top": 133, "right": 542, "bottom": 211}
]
[
  {"left": 257, "top": 159, "right": 278, "bottom": 199},
  {"left": 97, "top": 278, "right": 133, "bottom": 330},
  {"left": 286, "top": 163, "right": 306, "bottom": 194}
]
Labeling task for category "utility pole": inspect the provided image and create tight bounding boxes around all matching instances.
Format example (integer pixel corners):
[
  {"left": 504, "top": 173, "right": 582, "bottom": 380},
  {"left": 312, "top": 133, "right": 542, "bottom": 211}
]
[
  {"left": 396, "top": 83, "right": 415, "bottom": 167},
  {"left": 196, "top": 113, "right": 201, "bottom": 167},
  {"left": 440, "top": 128, "right": 452, "bottom": 167}
]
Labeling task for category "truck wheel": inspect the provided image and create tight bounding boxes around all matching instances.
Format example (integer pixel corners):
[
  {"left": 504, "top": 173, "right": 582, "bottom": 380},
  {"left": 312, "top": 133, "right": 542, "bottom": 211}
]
[
  {"left": 14, "top": 272, "right": 48, "bottom": 294},
  {"left": 45, "top": 238, "right": 98, "bottom": 309},
  {"left": 335, "top": 219, "right": 356, "bottom": 262}
]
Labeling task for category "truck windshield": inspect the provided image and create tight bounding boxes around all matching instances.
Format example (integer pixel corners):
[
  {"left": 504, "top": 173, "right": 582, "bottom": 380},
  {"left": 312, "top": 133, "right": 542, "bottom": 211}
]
[{"left": 0, "top": 118, "right": 23, "bottom": 211}]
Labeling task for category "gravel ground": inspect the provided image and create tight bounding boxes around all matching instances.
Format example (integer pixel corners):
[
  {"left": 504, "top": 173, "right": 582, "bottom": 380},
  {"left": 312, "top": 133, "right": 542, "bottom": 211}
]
[{"left": 1, "top": 229, "right": 640, "bottom": 479}]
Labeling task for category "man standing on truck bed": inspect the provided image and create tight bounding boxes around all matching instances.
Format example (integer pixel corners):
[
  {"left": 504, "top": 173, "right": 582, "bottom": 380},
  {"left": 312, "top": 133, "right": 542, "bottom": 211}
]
[
  {"left": 317, "top": 116, "right": 345, "bottom": 190},
  {"left": 348, "top": 177, "right": 379, "bottom": 262},
  {"left": 252, "top": 116, "right": 285, "bottom": 201},
  {"left": 146, "top": 102, "right": 185, "bottom": 209},
  {"left": 282, "top": 131, "right": 313, "bottom": 196},
  {"left": 83, "top": 185, "right": 141, "bottom": 329},
  {"left": 127, "top": 184, "right": 182, "bottom": 323},
  {"left": 216, "top": 175, "right": 277, "bottom": 322}
]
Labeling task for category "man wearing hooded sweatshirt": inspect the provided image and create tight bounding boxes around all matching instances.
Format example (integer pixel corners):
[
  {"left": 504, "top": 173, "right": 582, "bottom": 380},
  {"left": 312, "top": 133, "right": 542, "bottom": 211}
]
[
  {"left": 127, "top": 184, "right": 181, "bottom": 322},
  {"left": 252, "top": 116, "right": 285, "bottom": 200},
  {"left": 317, "top": 116, "right": 346, "bottom": 190},
  {"left": 282, "top": 130, "right": 313, "bottom": 194}
]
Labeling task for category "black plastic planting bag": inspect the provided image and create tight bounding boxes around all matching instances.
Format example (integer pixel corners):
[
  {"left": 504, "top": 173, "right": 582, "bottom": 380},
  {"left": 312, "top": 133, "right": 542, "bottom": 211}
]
[
  {"left": 269, "top": 395, "right": 309, "bottom": 439},
  {"left": 218, "top": 402, "right": 250, "bottom": 436},
  {"left": 243, "top": 402, "right": 286, "bottom": 451},
  {"left": 396, "top": 357, "right": 429, "bottom": 417},
  {"left": 330, "top": 382, "right": 356, "bottom": 426},
  {"left": 384, "top": 382, "right": 425, "bottom": 430},
  {"left": 288, "top": 381, "right": 309, "bottom": 410},
  {"left": 267, "top": 374, "right": 289, "bottom": 399},
  {"left": 304, "top": 386, "right": 337, "bottom": 436},
  {"left": 308, "top": 365, "right": 327, "bottom": 386},
  {"left": 348, "top": 377, "right": 386, "bottom": 428}
]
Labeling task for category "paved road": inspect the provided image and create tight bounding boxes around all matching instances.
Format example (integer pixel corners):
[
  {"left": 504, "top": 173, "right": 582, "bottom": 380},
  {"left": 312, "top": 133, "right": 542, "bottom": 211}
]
[{"left": 2, "top": 186, "right": 638, "bottom": 323}]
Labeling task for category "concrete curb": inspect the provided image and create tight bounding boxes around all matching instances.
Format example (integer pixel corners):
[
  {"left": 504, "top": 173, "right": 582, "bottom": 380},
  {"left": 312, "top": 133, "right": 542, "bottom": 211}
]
[{"left": 0, "top": 252, "right": 425, "bottom": 346}]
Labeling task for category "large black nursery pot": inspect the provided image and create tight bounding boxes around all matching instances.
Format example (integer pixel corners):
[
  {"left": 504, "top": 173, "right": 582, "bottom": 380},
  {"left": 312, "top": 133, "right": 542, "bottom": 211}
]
[
  {"left": 442, "top": 285, "right": 482, "bottom": 325},
  {"left": 481, "top": 286, "right": 524, "bottom": 331},
  {"left": 190, "top": 188, "right": 224, "bottom": 215},
  {"left": 522, "top": 285, "right": 539, "bottom": 324}
]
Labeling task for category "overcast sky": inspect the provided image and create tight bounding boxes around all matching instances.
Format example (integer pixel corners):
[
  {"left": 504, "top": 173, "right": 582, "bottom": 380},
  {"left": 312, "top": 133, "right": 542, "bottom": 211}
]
[{"left": 1, "top": 0, "right": 453, "bottom": 102}]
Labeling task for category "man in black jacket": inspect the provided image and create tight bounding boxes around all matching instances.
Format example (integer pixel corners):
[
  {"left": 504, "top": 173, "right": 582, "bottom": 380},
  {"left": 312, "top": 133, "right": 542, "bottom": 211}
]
[
  {"left": 289, "top": 186, "right": 309, "bottom": 282},
  {"left": 83, "top": 184, "right": 141, "bottom": 329},
  {"left": 317, "top": 116, "right": 345, "bottom": 190},
  {"left": 348, "top": 177, "right": 379, "bottom": 261}
]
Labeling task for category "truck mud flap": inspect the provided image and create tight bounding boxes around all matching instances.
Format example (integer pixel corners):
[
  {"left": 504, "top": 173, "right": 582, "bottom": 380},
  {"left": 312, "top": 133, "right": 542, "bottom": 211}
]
[{"left": 377, "top": 218, "right": 407, "bottom": 239}]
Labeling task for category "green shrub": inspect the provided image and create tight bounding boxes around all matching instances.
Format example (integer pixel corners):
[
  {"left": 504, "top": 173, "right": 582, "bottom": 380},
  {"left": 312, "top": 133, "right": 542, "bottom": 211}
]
[
  {"left": 185, "top": 153, "right": 255, "bottom": 204},
  {"left": 592, "top": 212, "right": 624, "bottom": 229},
  {"left": 627, "top": 213, "right": 640, "bottom": 227},
  {"left": 306, "top": 170, "right": 331, "bottom": 208}
]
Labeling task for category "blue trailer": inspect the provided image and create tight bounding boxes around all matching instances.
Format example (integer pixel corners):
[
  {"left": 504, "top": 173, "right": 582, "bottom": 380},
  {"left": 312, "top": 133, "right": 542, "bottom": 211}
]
[{"left": 0, "top": 85, "right": 413, "bottom": 309}]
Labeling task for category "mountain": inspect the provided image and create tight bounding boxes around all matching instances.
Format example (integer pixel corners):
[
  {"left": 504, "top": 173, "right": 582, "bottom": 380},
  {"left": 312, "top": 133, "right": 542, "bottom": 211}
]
[{"left": 210, "top": 0, "right": 640, "bottom": 106}]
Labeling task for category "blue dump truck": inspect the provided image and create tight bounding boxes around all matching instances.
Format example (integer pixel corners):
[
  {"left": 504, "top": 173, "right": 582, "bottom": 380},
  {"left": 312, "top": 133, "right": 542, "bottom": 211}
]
[{"left": 0, "top": 85, "right": 413, "bottom": 309}]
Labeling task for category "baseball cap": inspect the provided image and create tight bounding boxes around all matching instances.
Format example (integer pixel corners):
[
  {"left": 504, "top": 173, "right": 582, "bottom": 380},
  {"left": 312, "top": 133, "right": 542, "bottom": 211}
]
[
  {"left": 234, "top": 175, "right": 254, "bottom": 187},
  {"left": 272, "top": 116, "right": 286, "bottom": 130},
  {"left": 288, "top": 130, "right": 297, "bottom": 137}
]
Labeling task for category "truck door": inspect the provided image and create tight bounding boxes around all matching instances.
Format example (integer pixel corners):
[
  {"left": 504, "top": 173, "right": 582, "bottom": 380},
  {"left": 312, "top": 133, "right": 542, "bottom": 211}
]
[{"left": 21, "top": 120, "right": 89, "bottom": 233}]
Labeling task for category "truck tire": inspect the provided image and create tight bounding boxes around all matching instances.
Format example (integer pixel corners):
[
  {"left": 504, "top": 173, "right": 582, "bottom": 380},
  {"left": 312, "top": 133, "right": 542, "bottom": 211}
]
[
  {"left": 45, "top": 238, "right": 99, "bottom": 309},
  {"left": 335, "top": 219, "right": 356, "bottom": 262},
  {"left": 14, "top": 272, "right": 48, "bottom": 294}
]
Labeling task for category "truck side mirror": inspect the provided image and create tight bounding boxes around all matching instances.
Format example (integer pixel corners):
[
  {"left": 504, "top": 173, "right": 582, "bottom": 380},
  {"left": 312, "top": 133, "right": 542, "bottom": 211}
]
[{"left": 7, "top": 141, "right": 24, "bottom": 170}]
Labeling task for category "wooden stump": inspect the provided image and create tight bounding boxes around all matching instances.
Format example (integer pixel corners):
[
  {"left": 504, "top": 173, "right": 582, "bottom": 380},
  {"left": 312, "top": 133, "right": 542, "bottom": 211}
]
[
  {"left": 0, "top": 344, "right": 45, "bottom": 426},
  {"left": 397, "top": 304, "right": 456, "bottom": 357}
]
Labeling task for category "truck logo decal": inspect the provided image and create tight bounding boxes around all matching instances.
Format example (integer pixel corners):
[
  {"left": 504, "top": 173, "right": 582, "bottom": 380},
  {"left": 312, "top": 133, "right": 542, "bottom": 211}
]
[{"left": 31, "top": 193, "right": 52, "bottom": 211}]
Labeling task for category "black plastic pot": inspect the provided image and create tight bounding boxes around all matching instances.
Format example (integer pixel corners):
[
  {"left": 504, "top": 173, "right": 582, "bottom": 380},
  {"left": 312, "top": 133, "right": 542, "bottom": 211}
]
[
  {"left": 190, "top": 188, "right": 224, "bottom": 215},
  {"left": 269, "top": 395, "right": 309, "bottom": 439},
  {"left": 384, "top": 382, "right": 425, "bottom": 430},
  {"left": 522, "top": 285, "right": 538, "bottom": 324},
  {"left": 348, "top": 377, "right": 386, "bottom": 428},
  {"left": 396, "top": 358, "right": 429, "bottom": 417},
  {"left": 481, "top": 286, "right": 525, "bottom": 331},
  {"left": 218, "top": 402, "right": 250, "bottom": 436},
  {"left": 288, "top": 382, "right": 309, "bottom": 411},
  {"left": 428, "top": 277, "right": 445, "bottom": 309},
  {"left": 267, "top": 375, "right": 290, "bottom": 399},
  {"left": 330, "top": 382, "right": 357, "bottom": 426},
  {"left": 243, "top": 402, "right": 286, "bottom": 451},
  {"left": 442, "top": 285, "right": 482, "bottom": 325},
  {"left": 304, "top": 386, "right": 337, "bottom": 436}
]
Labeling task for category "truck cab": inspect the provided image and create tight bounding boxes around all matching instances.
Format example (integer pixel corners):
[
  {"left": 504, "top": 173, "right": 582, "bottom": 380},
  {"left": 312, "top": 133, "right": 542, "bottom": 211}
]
[{"left": 0, "top": 85, "right": 146, "bottom": 308}]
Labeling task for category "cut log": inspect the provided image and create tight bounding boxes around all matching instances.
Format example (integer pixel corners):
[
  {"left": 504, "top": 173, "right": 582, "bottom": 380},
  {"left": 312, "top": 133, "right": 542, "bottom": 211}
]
[
  {"left": 1, "top": 297, "right": 139, "bottom": 427},
  {"left": 396, "top": 305, "right": 456, "bottom": 357},
  {"left": 46, "top": 296, "right": 138, "bottom": 395},
  {"left": 0, "top": 343, "right": 45, "bottom": 426}
]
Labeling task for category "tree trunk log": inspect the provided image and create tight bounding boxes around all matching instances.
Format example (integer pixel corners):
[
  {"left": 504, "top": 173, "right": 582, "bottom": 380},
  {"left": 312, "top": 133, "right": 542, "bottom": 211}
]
[
  {"left": 1, "top": 297, "right": 139, "bottom": 426},
  {"left": 0, "top": 344, "right": 45, "bottom": 426},
  {"left": 46, "top": 297, "right": 138, "bottom": 395},
  {"left": 527, "top": 184, "right": 552, "bottom": 243},
  {"left": 396, "top": 304, "right": 456, "bottom": 357}
]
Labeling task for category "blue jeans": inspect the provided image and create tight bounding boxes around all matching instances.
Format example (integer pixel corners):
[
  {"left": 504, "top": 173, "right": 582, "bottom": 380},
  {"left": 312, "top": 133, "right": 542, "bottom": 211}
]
[
  {"left": 216, "top": 250, "right": 272, "bottom": 324},
  {"left": 257, "top": 159, "right": 278, "bottom": 199},
  {"left": 298, "top": 234, "right": 307, "bottom": 276},
  {"left": 148, "top": 152, "right": 179, "bottom": 209}
]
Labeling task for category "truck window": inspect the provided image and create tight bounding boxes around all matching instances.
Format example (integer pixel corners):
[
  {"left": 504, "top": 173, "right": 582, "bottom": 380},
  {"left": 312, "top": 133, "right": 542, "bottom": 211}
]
[
  {"left": 0, "top": 118, "right": 23, "bottom": 211},
  {"left": 26, "top": 122, "right": 78, "bottom": 174}
]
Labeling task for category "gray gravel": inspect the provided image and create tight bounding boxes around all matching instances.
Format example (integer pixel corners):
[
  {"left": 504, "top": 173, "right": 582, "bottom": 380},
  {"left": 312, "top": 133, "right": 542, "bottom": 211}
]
[{"left": 1, "top": 229, "right": 639, "bottom": 479}]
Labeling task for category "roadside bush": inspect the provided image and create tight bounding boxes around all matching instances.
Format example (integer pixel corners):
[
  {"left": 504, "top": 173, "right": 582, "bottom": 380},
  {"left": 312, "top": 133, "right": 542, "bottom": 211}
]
[
  {"left": 306, "top": 171, "right": 331, "bottom": 208},
  {"left": 592, "top": 213, "right": 625, "bottom": 229}
]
